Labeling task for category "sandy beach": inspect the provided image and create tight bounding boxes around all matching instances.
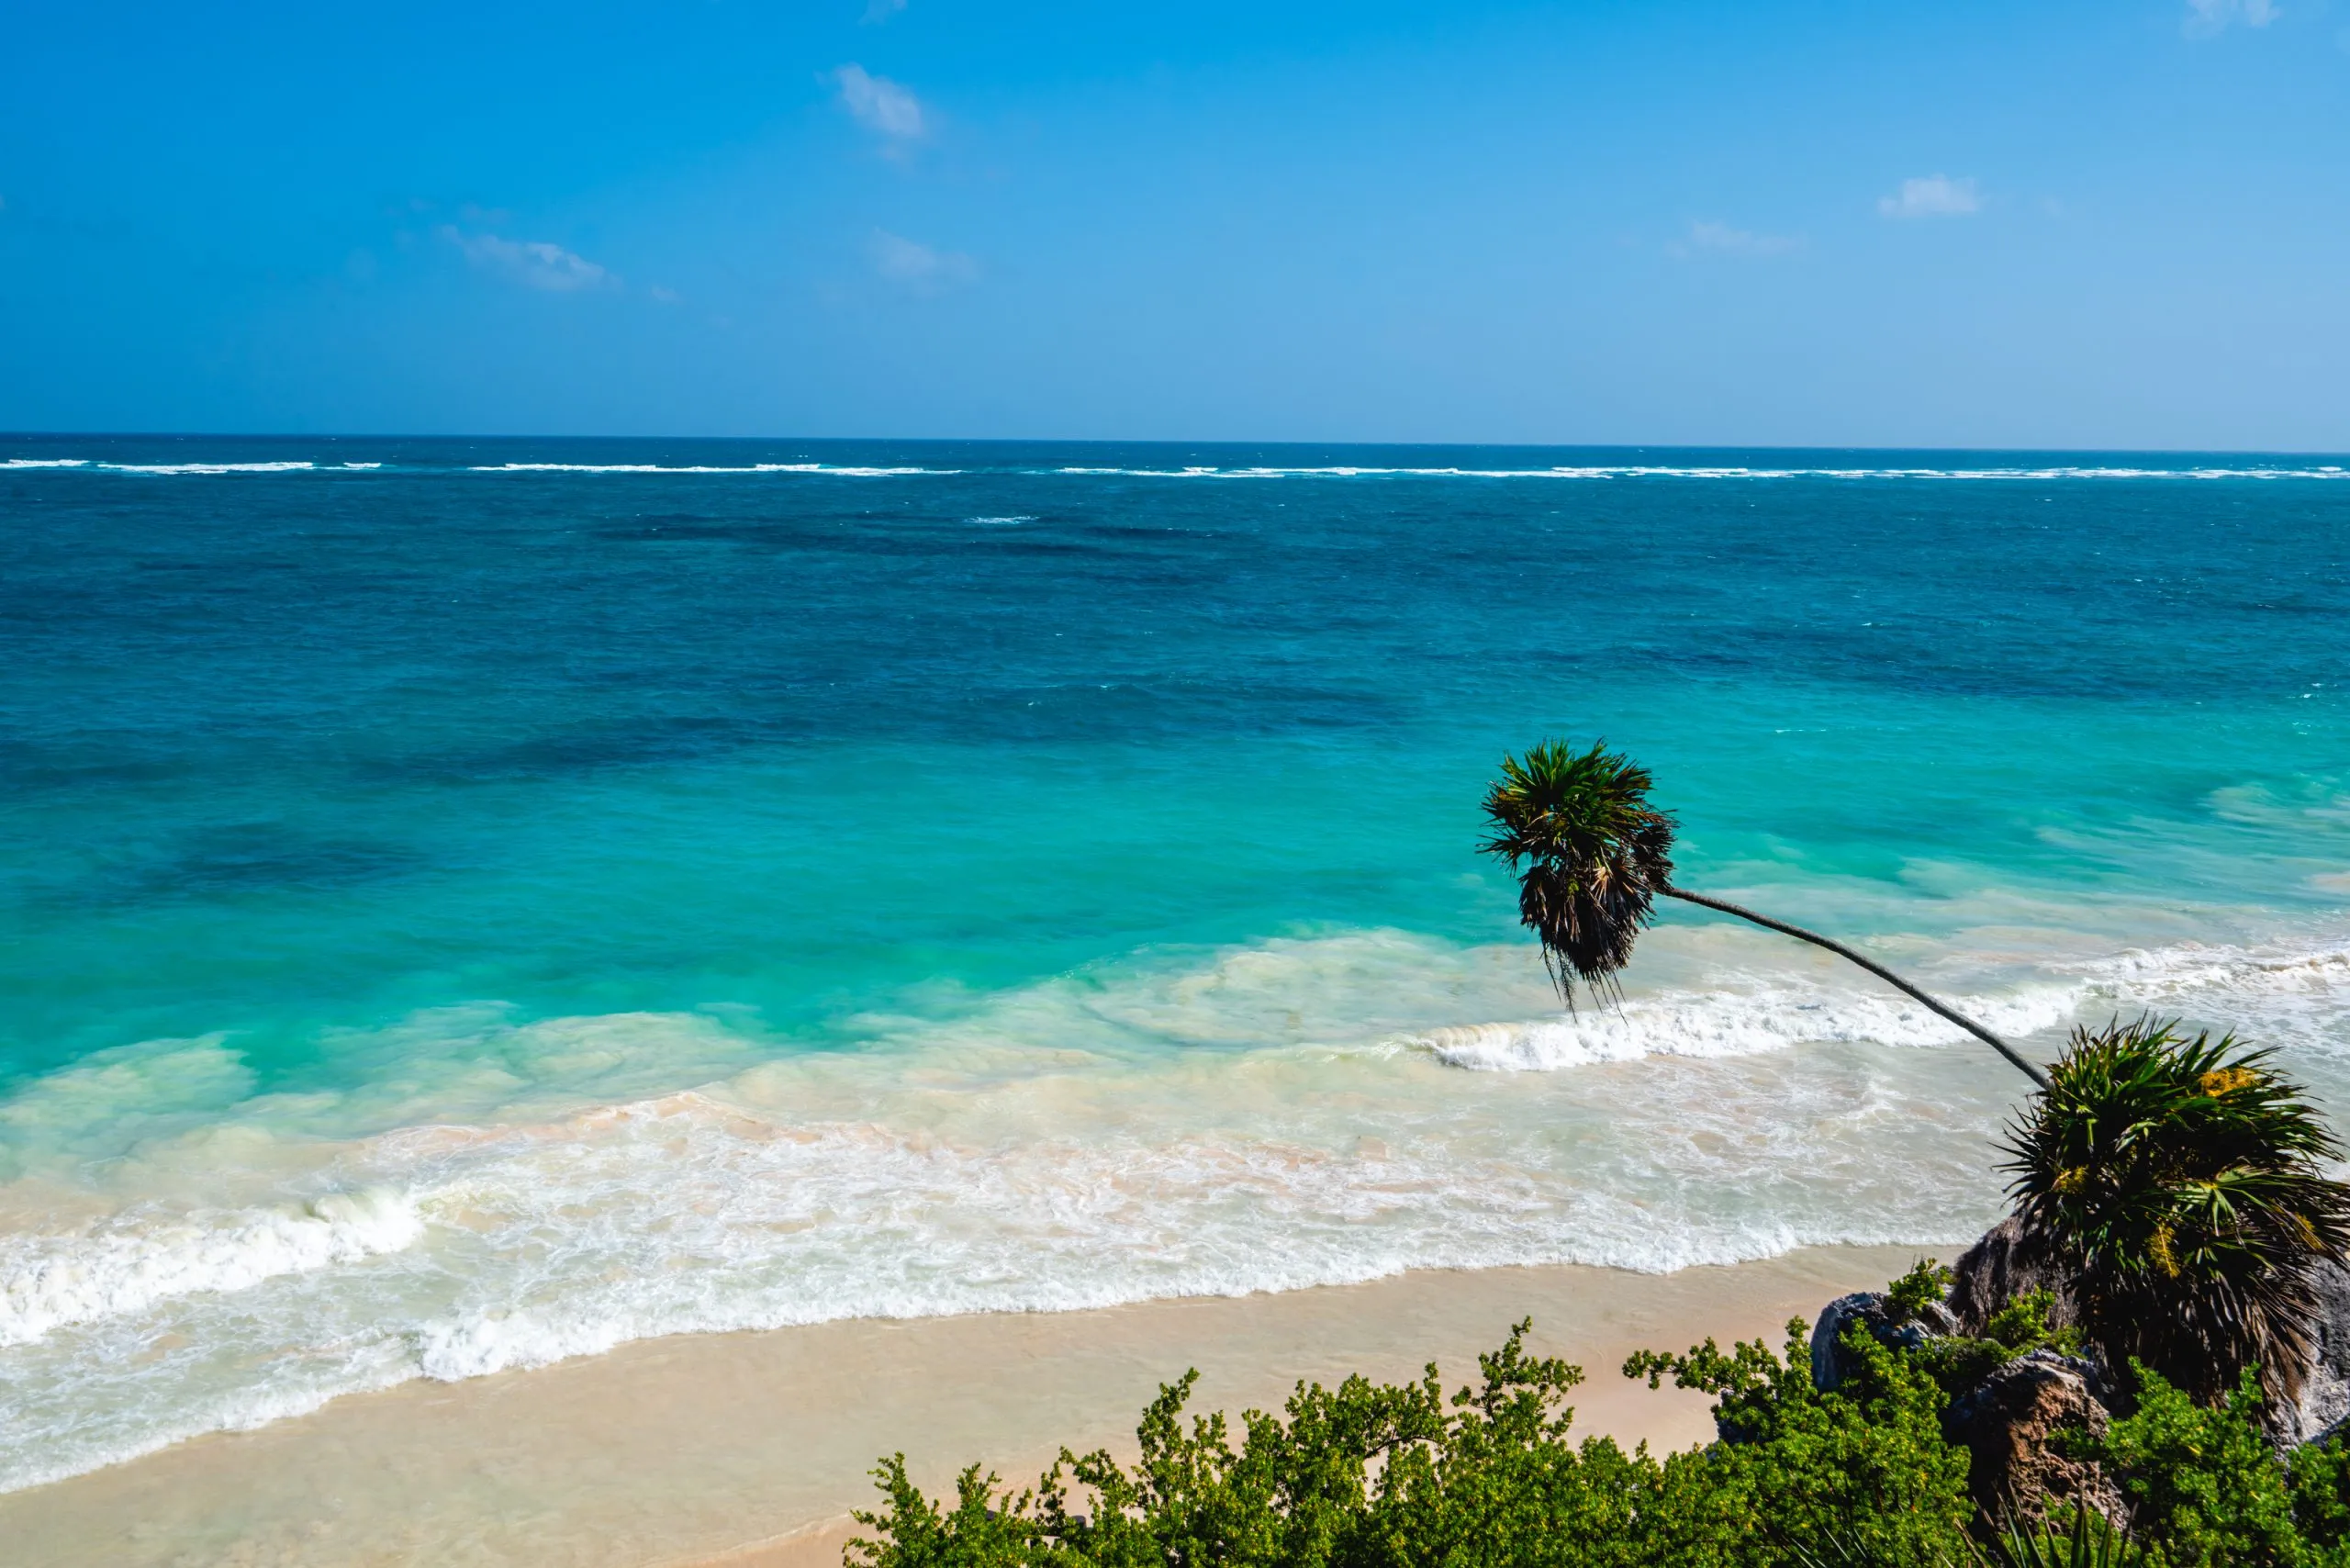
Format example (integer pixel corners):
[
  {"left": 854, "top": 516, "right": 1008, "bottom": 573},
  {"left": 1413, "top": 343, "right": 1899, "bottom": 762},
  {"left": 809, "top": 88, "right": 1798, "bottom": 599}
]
[{"left": 0, "top": 1244, "right": 1929, "bottom": 1568}]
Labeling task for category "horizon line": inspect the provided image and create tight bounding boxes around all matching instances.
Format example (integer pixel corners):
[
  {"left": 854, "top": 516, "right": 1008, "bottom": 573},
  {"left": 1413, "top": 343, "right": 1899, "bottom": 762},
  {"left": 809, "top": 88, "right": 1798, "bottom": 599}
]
[{"left": 6, "top": 431, "right": 2350, "bottom": 460}]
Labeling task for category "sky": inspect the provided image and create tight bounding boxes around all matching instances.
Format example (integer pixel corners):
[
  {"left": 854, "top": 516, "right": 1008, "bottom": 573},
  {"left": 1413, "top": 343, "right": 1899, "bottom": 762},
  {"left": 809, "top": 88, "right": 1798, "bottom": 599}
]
[{"left": 0, "top": 0, "right": 2344, "bottom": 447}]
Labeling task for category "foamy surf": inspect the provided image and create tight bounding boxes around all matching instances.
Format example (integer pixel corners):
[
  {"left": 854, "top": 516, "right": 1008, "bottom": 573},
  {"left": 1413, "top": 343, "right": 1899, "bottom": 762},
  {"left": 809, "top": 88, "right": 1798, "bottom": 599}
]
[
  {"left": 466, "top": 462, "right": 957, "bottom": 475},
  {"left": 0, "top": 1188, "right": 421, "bottom": 1348},
  {"left": 15, "top": 456, "right": 2348, "bottom": 480},
  {"left": 2, "top": 918, "right": 2346, "bottom": 1494},
  {"left": 1046, "top": 464, "right": 2350, "bottom": 481},
  {"left": 1409, "top": 980, "right": 2080, "bottom": 1072}
]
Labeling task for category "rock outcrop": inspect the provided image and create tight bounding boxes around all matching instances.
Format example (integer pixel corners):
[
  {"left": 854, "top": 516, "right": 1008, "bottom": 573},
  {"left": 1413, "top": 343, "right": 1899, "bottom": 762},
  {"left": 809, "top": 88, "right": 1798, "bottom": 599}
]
[
  {"left": 1809, "top": 1290, "right": 1959, "bottom": 1394},
  {"left": 1943, "top": 1350, "right": 2120, "bottom": 1525},
  {"left": 2279, "top": 1259, "right": 2350, "bottom": 1446},
  {"left": 1949, "top": 1215, "right": 2076, "bottom": 1337},
  {"left": 1953, "top": 1220, "right": 2350, "bottom": 1447}
]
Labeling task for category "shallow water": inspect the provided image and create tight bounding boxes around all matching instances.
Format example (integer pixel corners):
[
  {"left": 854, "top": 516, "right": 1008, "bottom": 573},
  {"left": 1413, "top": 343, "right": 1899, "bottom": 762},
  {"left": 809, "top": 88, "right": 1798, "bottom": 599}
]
[{"left": 3, "top": 436, "right": 2346, "bottom": 1489}]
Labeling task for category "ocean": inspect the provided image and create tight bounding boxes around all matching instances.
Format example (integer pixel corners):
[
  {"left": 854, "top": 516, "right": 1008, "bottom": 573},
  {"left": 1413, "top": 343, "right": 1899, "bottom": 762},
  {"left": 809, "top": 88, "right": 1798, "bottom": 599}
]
[{"left": 3, "top": 436, "right": 2346, "bottom": 1491}]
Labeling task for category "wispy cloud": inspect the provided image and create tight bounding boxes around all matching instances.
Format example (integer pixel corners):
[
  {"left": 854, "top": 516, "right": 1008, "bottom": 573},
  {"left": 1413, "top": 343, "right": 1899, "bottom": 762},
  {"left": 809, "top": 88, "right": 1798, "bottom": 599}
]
[
  {"left": 1877, "top": 174, "right": 1982, "bottom": 219},
  {"left": 862, "top": 0, "right": 908, "bottom": 22},
  {"left": 870, "top": 229, "right": 977, "bottom": 293},
  {"left": 2184, "top": 0, "right": 2277, "bottom": 36},
  {"left": 1674, "top": 220, "right": 1800, "bottom": 258},
  {"left": 441, "top": 227, "right": 616, "bottom": 291},
  {"left": 834, "top": 64, "right": 924, "bottom": 142}
]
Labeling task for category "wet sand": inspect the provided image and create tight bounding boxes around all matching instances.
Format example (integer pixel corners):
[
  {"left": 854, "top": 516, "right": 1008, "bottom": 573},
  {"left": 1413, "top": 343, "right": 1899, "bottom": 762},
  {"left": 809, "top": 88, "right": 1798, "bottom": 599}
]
[{"left": 0, "top": 1245, "right": 1930, "bottom": 1568}]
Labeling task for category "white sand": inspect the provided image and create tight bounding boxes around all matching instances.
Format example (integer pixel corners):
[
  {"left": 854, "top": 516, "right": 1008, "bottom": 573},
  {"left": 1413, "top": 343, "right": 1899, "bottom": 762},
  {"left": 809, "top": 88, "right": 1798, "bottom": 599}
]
[{"left": 0, "top": 1245, "right": 1930, "bottom": 1568}]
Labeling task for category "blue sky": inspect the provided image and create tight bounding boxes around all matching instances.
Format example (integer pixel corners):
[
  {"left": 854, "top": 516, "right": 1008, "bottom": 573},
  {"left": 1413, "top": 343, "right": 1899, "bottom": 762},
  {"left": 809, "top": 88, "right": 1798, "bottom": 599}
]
[{"left": 1, "top": 0, "right": 2344, "bottom": 445}]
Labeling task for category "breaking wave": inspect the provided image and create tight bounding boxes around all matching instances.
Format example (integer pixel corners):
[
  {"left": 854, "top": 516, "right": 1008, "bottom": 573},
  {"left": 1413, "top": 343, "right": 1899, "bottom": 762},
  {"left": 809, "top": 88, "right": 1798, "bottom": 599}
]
[
  {"left": 1049, "top": 464, "right": 2350, "bottom": 481},
  {"left": 3, "top": 918, "right": 2346, "bottom": 1491}
]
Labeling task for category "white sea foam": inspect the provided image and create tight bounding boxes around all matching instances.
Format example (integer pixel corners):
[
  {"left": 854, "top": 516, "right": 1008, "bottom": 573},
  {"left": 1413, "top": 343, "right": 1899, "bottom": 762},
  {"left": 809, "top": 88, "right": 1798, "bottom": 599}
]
[
  {"left": 0, "top": 1188, "right": 420, "bottom": 1348},
  {"left": 3, "top": 459, "right": 390, "bottom": 474},
  {"left": 66, "top": 461, "right": 319, "bottom": 475},
  {"left": 15, "top": 456, "right": 2343, "bottom": 481},
  {"left": 4, "top": 920, "right": 2348, "bottom": 1493},
  {"left": 467, "top": 462, "right": 956, "bottom": 476},
  {"left": 1048, "top": 464, "right": 2350, "bottom": 482},
  {"left": 1412, "top": 979, "right": 2080, "bottom": 1071}
]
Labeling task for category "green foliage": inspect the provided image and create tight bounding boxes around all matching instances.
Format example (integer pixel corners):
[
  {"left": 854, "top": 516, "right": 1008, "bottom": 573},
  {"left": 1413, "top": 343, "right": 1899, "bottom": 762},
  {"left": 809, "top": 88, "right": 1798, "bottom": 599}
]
[
  {"left": 845, "top": 1287, "right": 2350, "bottom": 1568},
  {"left": 2288, "top": 1435, "right": 2350, "bottom": 1562},
  {"left": 1981, "top": 1291, "right": 2082, "bottom": 1359},
  {"left": 1478, "top": 739, "right": 1675, "bottom": 1003},
  {"left": 1627, "top": 1319, "right": 1975, "bottom": 1563},
  {"left": 1887, "top": 1260, "right": 1956, "bottom": 1324},
  {"left": 2001, "top": 1014, "right": 2350, "bottom": 1405},
  {"left": 2078, "top": 1364, "right": 2303, "bottom": 1568},
  {"left": 851, "top": 1318, "right": 1979, "bottom": 1568},
  {"left": 1908, "top": 1287, "right": 2086, "bottom": 1404},
  {"left": 1982, "top": 1506, "right": 2143, "bottom": 1568}
]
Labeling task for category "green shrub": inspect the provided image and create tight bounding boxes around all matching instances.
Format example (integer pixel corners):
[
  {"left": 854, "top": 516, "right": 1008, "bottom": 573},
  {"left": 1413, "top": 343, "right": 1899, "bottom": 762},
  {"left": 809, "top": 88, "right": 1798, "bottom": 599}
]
[
  {"left": 851, "top": 1316, "right": 1975, "bottom": 1568},
  {"left": 2079, "top": 1364, "right": 2299, "bottom": 1568},
  {"left": 1886, "top": 1260, "right": 1955, "bottom": 1325},
  {"left": 844, "top": 1265, "right": 2350, "bottom": 1568},
  {"left": 2288, "top": 1435, "right": 2350, "bottom": 1565},
  {"left": 1900, "top": 1280, "right": 2080, "bottom": 1404},
  {"left": 1980, "top": 1291, "right": 2071, "bottom": 1357},
  {"left": 1628, "top": 1318, "right": 1975, "bottom": 1565}
]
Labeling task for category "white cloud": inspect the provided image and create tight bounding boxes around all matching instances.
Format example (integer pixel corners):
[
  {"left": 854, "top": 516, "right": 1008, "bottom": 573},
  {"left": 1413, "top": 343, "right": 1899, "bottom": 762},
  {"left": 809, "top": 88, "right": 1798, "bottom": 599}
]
[
  {"left": 834, "top": 64, "right": 924, "bottom": 141},
  {"left": 1681, "top": 220, "right": 1799, "bottom": 257},
  {"left": 2184, "top": 0, "right": 2277, "bottom": 36},
  {"left": 441, "top": 228, "right": 616, "bottom": 291},
  {"left": 1877, "top": 174, "right": 1982, "bottom": 219},
  {"left": 862, "top": 0, "right": 908, "bottom": 21},
  {"left": 869, "top": 229, "right": 977, "bottom": 293}
]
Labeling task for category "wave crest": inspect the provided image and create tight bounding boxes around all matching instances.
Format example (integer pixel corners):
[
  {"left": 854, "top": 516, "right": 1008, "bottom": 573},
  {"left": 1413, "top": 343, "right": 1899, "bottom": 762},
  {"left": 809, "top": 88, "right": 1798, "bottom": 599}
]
[{"left": 0, "top": 1187, "right": 421, "bottom": 1348}]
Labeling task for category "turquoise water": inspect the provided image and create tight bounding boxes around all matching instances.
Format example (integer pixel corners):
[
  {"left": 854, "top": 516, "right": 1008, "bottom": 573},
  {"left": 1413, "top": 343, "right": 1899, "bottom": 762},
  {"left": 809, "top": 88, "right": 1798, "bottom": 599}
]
[{"left": 3, "top": 439, "right": 2347, "bottom": 1487}]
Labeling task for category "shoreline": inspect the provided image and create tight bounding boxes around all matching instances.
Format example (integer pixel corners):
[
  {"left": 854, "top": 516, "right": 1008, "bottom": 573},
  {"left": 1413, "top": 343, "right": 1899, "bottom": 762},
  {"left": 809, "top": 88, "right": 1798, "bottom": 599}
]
[{"left": 0, "top": 1243, "right": 1934, "bottom": 1568}]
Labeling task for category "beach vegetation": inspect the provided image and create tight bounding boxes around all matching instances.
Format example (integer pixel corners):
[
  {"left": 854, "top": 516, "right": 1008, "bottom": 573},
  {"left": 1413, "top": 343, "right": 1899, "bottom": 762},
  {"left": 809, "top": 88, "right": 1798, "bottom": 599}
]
[
  {"left": 849, "top": 1306, "right": 2350, "bottom": 1568},
  {"left": 849, "top": 1316, "right": 1977, "bottom": 1567}
]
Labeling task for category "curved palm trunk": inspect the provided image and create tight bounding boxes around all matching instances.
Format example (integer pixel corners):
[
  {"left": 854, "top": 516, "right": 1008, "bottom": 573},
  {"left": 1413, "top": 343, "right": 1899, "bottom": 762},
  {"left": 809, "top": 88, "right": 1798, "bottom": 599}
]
[{"left": 1659, "top": 886, "right": 2050, "bottom": 1089}]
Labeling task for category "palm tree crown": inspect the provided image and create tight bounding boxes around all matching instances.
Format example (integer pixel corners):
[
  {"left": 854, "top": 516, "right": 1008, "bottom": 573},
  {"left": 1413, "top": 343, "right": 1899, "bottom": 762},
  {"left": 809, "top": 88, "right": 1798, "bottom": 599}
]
[
  {"left": 2001, "top": 1015, "right": 2350, "bottom": 1405},
  {"left": 1478, "top": 739, "right": 1676, "bottom": 1004}
]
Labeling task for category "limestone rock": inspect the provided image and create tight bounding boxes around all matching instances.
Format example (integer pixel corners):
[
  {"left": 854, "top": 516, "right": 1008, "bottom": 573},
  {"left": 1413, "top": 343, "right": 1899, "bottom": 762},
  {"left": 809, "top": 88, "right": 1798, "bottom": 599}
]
[
  {"left": 1944, "top": 1350, "right": 2119, "bottom": 1525},
  {"left": 1809, "top": 1290, "right": 1959, "bottom": 1394},
  {"left": 2279, "top": 1259, "right": 2350, "bottom": 1446},
  {"left": 1950, "top": 1215, "right": 2076, "bottom": 1337}
]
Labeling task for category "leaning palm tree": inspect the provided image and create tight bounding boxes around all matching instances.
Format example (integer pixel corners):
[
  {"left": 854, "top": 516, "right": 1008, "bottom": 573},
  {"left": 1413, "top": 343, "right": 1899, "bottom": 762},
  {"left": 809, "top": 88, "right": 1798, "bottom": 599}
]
[
  {"left": 2001, "top": 1015, "right": 2350, "bottom": 1406},
  {"left": 1478, "top": 738, "right": 2049, "bottom": 1086}
]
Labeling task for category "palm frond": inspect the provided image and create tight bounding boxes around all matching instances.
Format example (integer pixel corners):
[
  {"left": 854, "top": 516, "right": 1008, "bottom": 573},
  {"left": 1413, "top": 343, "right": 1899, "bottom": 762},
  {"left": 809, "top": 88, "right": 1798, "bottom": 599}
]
[
  {"left": 2001, "top": 1014, "right": 2350, "bottom": 1404},
  {"left": 1478, "top": 739, "right": 1676, "bottom": 1004},
  {"left": 1984, "top": 1506, "right": 2140, "bottom": 1568}
]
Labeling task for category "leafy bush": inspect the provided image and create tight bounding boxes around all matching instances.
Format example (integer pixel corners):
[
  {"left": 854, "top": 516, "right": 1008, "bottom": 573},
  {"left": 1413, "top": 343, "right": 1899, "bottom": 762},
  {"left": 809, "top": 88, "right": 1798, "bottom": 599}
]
[
  {"left": 1881, "top": 1260, "right": 2079, "bottom": 1404},
  {"left": 845, "top": 1272, "right": 2350, "bottom": 1567},
  {"left": 1886, "top": 1260, "right": 1956, "bottom": 1324},
  {"left": 2288, "top": 1433, "right": 2350, "bottom": 1562},
  {"left": 850, "top": 1316, "right": 1973, "bottom": 1568},
  {"left": 2064, "top": 1362, "right": 2300, "bottom": 1567},
  {"left": 1626, "top": 1318, "right": 1975, "bottom": 1563}
]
